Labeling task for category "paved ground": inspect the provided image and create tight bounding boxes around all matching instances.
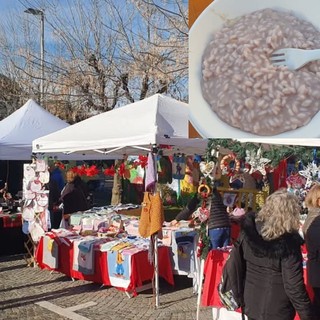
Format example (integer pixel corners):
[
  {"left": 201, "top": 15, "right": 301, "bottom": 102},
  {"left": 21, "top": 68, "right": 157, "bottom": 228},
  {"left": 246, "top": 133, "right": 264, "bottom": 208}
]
[{"left": 0, "top": 254, "right": 213, "bottom": 320}]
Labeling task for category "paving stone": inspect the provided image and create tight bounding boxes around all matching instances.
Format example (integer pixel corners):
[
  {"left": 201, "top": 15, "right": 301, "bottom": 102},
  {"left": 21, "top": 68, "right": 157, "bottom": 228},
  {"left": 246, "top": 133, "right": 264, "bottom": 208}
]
[{"left": 0, "top": 254, "right": 213, "bottom": 320}]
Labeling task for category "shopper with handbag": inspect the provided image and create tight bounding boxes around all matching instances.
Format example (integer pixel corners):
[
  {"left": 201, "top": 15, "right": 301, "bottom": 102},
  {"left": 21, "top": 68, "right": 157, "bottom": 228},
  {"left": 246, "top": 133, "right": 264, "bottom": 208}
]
[{"left": 240, "top": 189, "right": 314, "bottom": 320}]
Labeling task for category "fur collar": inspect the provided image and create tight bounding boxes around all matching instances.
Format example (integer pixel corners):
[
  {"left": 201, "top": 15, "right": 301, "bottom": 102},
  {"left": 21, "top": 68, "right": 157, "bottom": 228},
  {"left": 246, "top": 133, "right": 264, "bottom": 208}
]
[{"left": 241, "top": 212, "right": 304, "bottom": 259}]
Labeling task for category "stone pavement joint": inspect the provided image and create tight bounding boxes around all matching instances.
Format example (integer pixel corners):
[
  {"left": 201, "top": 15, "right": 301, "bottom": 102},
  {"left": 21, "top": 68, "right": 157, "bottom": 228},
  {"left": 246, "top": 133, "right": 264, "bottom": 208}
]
[
  {"left": 66, "top": 301, "right": 97, "bottom": 312},
  {"left": 36, "top": 301, "right": 92, "bottom": 320}
]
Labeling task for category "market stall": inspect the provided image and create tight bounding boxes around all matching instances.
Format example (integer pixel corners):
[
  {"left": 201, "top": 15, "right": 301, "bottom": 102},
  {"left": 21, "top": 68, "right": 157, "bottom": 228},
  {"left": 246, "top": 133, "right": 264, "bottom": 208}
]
[
  {"left": 35, "top": 229, "right": 174, "bottom": 296},
  {"left": 30, "top": 93, "right": 208, "bottom": 307}
]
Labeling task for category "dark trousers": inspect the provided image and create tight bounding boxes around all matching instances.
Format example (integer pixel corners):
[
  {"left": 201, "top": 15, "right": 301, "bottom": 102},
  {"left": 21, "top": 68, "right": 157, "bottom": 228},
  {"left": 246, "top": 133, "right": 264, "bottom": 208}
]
[
  {"left": 312, "top": 287, "right": 320, "bottom": 318},
  {"left": 50, "top": 209, "right": 62, "bottom": 229}
]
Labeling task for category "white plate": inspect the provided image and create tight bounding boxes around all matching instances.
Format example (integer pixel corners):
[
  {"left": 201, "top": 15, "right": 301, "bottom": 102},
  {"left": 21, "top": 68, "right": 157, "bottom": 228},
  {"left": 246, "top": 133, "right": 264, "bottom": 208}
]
[{"left": 189, "top": 0, "right": 320, "bottom": 138}]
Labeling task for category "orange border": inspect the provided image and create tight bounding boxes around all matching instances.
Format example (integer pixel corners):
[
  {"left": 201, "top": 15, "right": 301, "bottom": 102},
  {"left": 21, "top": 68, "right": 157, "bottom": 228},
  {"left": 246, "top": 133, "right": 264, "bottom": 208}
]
[
  {"left": 189, "top": 0, "right": 213, "bottom": 28},
  {"left": 188, "top": 0, "right": 213, "bottom": 138}
]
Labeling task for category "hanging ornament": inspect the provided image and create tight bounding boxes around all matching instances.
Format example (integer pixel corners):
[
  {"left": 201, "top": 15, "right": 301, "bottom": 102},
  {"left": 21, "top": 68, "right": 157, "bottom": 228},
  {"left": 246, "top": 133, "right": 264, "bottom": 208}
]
[
  {"left": 244, "top": 147, "right": 271, "bottom": 175},
  {"left": 299, "top": 162, "right": 320, "bottom": 189},
  {"left": 200, "top": 161, "right": 216, "bottom": 180},
  {"left": 220, "top": 153, "right": 240, "bottom": 176}
]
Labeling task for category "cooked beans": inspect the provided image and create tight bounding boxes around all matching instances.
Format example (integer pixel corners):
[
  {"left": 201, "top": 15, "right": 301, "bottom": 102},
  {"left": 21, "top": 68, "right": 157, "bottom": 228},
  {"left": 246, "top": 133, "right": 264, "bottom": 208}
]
[{"left": 201, "top": 8, "right": 320, "bottom": 135}]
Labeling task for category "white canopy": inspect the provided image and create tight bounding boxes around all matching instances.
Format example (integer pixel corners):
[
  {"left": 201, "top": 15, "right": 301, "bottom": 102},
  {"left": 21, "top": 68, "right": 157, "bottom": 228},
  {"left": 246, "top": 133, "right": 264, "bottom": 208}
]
[
  {"left": 33, "top": 94, "right": 207, "bottom": 157},
  {"left": 0, "top": 99, "right": 70, "bottom": 160}
]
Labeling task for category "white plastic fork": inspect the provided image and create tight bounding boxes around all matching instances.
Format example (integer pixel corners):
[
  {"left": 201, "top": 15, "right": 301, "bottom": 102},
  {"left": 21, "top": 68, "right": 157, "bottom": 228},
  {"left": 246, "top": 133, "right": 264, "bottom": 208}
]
[{"left": 270, "top": 48, "right": 320, "bottom": 70}]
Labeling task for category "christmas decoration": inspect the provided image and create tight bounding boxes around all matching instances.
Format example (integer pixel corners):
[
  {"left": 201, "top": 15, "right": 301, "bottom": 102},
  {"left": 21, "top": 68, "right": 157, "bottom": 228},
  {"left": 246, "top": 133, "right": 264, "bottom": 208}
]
[
  {"left": 220, "top": 153, "right": 240, "bottom": 176},
  {"left": 299, "top": 162, "right": 320, "bottom": 189},
  {"left": 244, "top": 147, "right": 271, "bottom": 175},
  {"left": 207, "top": 139, "right": 320, "bottom": 168},
  {"left": 199, "top": 161, "right": 216, "bottom": 180}
]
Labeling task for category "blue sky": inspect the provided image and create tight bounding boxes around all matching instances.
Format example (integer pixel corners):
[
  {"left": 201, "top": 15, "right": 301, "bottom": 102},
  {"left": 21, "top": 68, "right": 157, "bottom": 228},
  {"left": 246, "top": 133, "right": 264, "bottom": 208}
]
[{"left": 0, "top": 0, "right": 33, "bottom": 13}]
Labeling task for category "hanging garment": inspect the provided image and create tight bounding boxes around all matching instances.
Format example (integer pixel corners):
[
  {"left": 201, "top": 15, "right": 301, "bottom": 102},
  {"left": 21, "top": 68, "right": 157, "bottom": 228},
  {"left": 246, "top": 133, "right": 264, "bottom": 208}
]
[
  {"left": 273, "top": 159, "right": 287, "bottom": 190},
  {"left": 172, "top": 154, "right": 186, "bottom": 180},
  {"left": 181, "top": 156, "right": 198, "bottom": 194},
  {"left": 192, "top": 160, "right": 201, "bottom": 185},
  {"left": 129, "top": 165, "right": 144, "bottom": 185},
  {"left": 139, "top": 192, "right": 164, "bottom": 238},
  {"left": 157, "top": 156, "right": 173, "bottom": 184},
  {"left": 145, "top": 152, "right": 156, "bottom": 193}
]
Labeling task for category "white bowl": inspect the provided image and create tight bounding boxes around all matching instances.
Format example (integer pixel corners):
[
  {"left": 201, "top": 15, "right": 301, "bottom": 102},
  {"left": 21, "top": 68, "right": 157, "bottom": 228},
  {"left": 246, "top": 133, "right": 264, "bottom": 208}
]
[{"left": 189, "top": 0, "right": 320, "bottom": 138}]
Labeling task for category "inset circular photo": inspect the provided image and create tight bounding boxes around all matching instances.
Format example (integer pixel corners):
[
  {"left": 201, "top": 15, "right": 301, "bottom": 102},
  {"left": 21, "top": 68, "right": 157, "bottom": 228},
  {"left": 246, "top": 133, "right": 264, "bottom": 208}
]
[{"left": 189, "top": 0, "right": 320, "bottom": 138}]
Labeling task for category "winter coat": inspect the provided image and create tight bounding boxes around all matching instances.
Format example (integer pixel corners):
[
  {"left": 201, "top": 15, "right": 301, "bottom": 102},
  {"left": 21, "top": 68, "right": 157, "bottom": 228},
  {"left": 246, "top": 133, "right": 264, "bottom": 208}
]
[
  {"left": 304, "top": 215, "right": 320, "bottom": 288},
  {"left": 241, "top": 212, "right": 314, "bottom": 320},
  {"left": 60, "top": 177, "right": 89, "bottom": 214}
]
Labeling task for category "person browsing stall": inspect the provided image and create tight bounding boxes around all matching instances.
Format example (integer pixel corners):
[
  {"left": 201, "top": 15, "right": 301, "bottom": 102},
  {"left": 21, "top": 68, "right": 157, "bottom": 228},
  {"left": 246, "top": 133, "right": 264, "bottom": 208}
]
[
  {"left": 207, "top": 186, "right": 231, "bottom": 249},
  {"left": 170, "top": 193, "right": 200, "bottom": 227},
  {"left": 303, "top": 184, "right": 320, "bottom": 318},
  {"left": 60, "top": 170, "right": 90, "bottom": 217},
  {"left": 240, "top": 189, "right": 314, "bottom": 320}
]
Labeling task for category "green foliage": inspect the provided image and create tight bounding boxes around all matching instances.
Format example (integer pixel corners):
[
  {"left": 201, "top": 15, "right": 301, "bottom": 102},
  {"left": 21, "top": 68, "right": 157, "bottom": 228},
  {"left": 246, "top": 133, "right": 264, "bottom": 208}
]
[
  {"left": 207, "top": 139, "right": 317, "bottom": 167},
  {"left": 197, "top": 222, "right": 211, "bottom": 260}
]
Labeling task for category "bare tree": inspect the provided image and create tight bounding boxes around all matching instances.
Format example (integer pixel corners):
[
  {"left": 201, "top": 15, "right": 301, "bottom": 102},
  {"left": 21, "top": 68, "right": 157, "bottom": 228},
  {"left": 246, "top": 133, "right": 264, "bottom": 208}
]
[{"left": 0, "top": 0, "right": 188, "bottom": 122}]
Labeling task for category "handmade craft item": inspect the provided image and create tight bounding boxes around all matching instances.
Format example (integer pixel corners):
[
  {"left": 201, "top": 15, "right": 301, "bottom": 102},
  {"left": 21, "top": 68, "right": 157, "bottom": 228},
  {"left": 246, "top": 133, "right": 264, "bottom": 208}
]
[{"left": 220, "top": 153, "right": 240, "bottom": 176}]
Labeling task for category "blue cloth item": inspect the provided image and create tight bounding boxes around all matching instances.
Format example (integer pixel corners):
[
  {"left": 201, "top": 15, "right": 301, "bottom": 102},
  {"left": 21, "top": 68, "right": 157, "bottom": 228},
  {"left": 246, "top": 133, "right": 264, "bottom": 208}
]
[
  {"left": 78, "top": 240, "right": 95, "bottom": 253},
  {"left": 172, "top": 155, "right": 186, "bottom": 180},
  {"left": 73, "top": 239, "right": 95, "bottom": 275},
  {"left": 171, "top": 230, "right": 197, "bottom": 273},
  {"left": 22, "top": 221, "right": 29, "bottom": 234},
  {"left": 51, "top": 168, "right": 65, "bottom": 192},
  {"left": 208, "top": 227, "right": 230, "bottom": 249}
]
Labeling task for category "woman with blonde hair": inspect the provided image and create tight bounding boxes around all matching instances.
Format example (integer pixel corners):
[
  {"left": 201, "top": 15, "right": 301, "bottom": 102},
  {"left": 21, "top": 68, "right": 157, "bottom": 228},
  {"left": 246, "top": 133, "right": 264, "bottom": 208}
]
[
  {"left": 240, "top": 189, "right": 314, "bottom": 320},
  {"left": 303, "top": 183, "right": 320, "bottom": 318}
]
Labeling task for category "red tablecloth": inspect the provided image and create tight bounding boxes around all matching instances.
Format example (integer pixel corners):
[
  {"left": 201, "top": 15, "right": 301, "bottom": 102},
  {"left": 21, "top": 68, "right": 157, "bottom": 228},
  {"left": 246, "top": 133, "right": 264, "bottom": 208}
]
[
  {"left": 35, "top": 236, "right": 174, "bottom": 295},
  {"left": 0, "top": 213, "right": 22, "bottom": 228},
  {"left": 201, "top": 249, "right": 313, "bottom": 320}
]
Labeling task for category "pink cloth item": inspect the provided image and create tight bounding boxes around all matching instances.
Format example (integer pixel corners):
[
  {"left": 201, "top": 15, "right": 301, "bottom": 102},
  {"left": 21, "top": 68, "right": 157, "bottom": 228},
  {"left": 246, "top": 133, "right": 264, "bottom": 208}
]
[
  {"left": 145, "top": 152, "right": 156, "bottom": 193},
  {"left": 231, "top": 207, "right": 245, "bottom": 217}
]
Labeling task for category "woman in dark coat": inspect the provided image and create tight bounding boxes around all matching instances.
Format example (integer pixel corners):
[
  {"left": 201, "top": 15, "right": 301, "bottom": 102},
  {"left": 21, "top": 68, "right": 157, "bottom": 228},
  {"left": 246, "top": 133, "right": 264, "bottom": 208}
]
[
  {"left": 60, "top": 170, "right": 90, "bottom": 215},
  {"left": 303, "top": 184, "right": 320, "bottom": 318},
  {"left": 241, "top": 189, "right": 314, "bottom": 320}
]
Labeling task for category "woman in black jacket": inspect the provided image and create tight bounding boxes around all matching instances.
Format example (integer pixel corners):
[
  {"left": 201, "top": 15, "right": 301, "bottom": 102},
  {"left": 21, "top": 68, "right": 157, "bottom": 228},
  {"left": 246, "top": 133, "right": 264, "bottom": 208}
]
[
  {"left": 241, "top": 189, "right": 314, "bottom": 320},
  {"left": 303, "top": 184, "right": 320, "bottom": 318},
  {"left": 60, "top": 170, "right": 90, "bottom": 216}
]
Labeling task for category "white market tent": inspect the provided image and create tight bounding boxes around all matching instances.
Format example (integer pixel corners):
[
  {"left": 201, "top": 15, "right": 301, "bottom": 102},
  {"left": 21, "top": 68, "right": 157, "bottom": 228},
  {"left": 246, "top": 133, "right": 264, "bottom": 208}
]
[
  {"left": 0, "top": 99, "right": 69, "bottom": 160},
  {"left": 0, "top": 99, "right": 112, "bottom": 161},
  {"left": 32, "top": 93, "right": 207, "bottom": 308},
  {"left": 32, "top": 94, "right": 208, "bottom": 157}
]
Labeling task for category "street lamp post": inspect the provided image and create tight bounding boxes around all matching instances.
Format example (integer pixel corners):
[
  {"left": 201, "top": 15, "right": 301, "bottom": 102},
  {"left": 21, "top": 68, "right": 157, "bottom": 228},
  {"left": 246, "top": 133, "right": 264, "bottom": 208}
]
[{"left": 24, "top": 8, "right": 44, "bottom": 104}]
